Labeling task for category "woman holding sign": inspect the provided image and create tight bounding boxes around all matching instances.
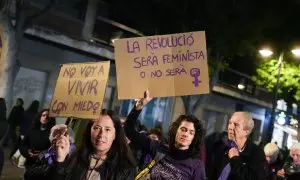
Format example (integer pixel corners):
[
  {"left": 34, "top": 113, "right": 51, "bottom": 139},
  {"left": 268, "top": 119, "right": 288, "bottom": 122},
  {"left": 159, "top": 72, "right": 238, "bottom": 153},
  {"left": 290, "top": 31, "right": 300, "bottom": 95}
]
[
  {"left": 124, "top": 91, "right": 206, "bottom": 180},
  {"left": 52, "top": 109, "right": 136, "bottom": 180}
]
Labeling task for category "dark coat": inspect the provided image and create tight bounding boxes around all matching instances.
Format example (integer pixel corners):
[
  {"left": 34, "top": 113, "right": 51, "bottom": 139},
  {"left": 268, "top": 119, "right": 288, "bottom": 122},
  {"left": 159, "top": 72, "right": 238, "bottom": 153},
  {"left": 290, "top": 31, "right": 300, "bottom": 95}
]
[
  {"left": 7, "top": 106, "right": 24, "bottom": 127},
  {"left": 210, "top": 139, "right": 267, "bottom": 180},
  {"left": 0, "top": 121, "right": 8, "bottom": 140},
  {"left": 265, "top": 157, "right": 284, "bottom": 180},
  {"left": 19, "top": 128, "right": 51, "bottom": 167},
  {"left": 51, "top": 150, "right": 135, "bottom": 180},
  {"left": 207, "top": 139, "right": 228, "bottom": 178},
  {"left": 20, "top": 111, "right": 37, "bottom": 135},
  {"left": 282, "top": 158, "right": 300, "bottom": 180}
]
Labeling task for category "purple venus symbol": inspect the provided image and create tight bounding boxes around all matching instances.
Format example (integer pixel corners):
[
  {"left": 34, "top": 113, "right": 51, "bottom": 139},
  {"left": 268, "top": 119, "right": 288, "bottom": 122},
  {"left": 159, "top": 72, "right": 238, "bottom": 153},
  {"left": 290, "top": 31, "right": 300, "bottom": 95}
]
[{"left": 190, "top": 68, "right": 201, "bottom": 87}]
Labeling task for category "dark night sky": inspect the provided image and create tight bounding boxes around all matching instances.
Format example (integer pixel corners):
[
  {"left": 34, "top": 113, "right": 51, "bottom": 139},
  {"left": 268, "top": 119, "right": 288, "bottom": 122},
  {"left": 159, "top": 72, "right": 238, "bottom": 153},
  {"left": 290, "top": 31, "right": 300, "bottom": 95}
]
[{"left": 74, "top": 0, "right": 300, "bottom": 75}]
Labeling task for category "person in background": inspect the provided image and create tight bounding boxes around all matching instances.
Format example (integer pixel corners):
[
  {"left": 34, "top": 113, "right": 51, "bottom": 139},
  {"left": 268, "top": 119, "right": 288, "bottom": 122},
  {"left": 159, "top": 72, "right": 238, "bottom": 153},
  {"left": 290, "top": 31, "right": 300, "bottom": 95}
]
[
  {"left": 147, "top": 128, "right": 164, "bottom": 141},
  {"left": 207, "top": 131, "right": 228, "bottom": 177},
  {"left": 10, "top": 100, "right": 40, "bottom": 159},
  {"left": 19, "top": 109, "right": 56, "bottom": 179},
  {"left": 3, "top": 98, "right": 24, "bottom": 147},
  {"left": 0, "top": 98, "right": 7, "bottom": 178},
  {"left": 51, "top": 109, "right": 136, "bottom": 180},
  {"left": 210, "top": 112, "right": 267, "bottom": 180},
  {"left": 125, "top": 91, "right": 206, "bottom": 179},
  {"left": 264, "top": 143, "right": 282, "bottom": 180},
  {"left": 20, "top": 100, "right": 40, "bottom": 137},
  {"left": 277, "top": 143, "right": 300, "bottom": 180}
]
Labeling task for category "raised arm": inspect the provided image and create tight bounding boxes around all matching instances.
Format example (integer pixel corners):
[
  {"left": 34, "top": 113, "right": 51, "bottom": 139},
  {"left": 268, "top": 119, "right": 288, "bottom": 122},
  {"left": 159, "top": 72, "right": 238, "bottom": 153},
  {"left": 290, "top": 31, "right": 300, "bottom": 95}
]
[
  {"left": 124, "top": 91, "right": 153, "bottom": 153},
  {"left": 49, "top": 134, "right": 71, "bottom": 180}
]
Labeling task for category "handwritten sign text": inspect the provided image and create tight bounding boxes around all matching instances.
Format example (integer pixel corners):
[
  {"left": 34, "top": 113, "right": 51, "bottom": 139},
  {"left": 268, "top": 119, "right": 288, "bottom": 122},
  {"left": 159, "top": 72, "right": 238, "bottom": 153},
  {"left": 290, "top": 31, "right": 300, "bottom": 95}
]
[
  {"left": 114, "top": 31, "right": 209, "bottom": 99},
  {"left": 49, "top": 62, "right": 110, "bottom": 119}
]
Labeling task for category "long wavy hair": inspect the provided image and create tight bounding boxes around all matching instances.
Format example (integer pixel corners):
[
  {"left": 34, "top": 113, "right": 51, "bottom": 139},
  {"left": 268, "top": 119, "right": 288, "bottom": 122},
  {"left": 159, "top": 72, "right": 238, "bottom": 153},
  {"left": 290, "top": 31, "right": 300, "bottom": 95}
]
[
  {"left": 74, "top": 109, "right": 136, "bottom": 169},
  {"left": 32, "top": 109, "right": 56, "bottom": 130},
  {"left": 168, "top": 114, "right": 205, "bottom": 158}
]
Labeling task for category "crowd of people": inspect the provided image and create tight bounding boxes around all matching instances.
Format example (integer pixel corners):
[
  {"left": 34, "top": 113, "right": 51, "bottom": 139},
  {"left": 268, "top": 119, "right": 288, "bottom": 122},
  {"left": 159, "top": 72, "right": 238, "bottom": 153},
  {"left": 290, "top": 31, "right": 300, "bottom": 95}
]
[{"left": 0, "top": 91, "right": 299, "bottom": 179}]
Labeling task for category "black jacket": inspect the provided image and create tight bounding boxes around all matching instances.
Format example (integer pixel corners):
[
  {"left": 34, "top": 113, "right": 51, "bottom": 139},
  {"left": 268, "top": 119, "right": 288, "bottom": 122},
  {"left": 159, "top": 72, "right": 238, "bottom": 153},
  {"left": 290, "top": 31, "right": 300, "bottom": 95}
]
[
  {"left": 51, "top": 151, "right": 135, "bottom": 180},
  {"left": 7, "top": 106, "right": 24, "bottom": 127},
  {"left": 19, "top": 128, "right": 51, "bottom": 167},
  {"left": 282, "top": 158, "right": 300, "bottom": 180},
  {"left": 0, "top": 121, "right": 8, "bottom": 140},
  {"left": 210, "top": 139, "right": 267, "bottom": 180},
  {"left": 20, "top": 111, "right": 36, "bottom": 135}
]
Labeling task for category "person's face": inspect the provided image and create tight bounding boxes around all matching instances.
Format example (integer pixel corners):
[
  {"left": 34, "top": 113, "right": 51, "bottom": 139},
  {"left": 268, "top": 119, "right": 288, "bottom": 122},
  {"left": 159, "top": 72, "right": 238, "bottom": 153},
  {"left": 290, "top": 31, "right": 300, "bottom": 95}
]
[
  {"left": 17, "top": 99, "right": 22, "bottom": 106},
  {"left": 91, "top": 115, "right": 116, "bottom": 155},
  {"left": 148, "top": 134, "right": 159, "bottom": 141},
  {"left": 40, "top": 111, "right": 49, "bottom": 124},
  {"left": 175, "top": 120, "right": 195, "bottom": 150},
  {"left": 228, "top": 113, "right": 249, "bottom": 142},
  {"left": 290, "top": 148, "right": 300, "bottom": 165}
]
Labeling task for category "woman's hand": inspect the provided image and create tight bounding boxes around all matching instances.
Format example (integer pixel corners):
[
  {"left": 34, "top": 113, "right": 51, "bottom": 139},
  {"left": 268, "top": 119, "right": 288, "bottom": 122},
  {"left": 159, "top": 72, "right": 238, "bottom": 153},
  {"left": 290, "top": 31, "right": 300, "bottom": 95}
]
[
  {"left": 55, "top": 134, "right": 70, "bottom": 162},
  {"left": 135, "top": 90, "right": 153, "bottom": 110}
]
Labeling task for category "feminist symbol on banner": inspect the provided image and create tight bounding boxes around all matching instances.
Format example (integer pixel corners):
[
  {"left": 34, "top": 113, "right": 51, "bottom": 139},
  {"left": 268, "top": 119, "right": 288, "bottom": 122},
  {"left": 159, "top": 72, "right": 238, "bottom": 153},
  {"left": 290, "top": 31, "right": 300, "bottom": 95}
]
[{"left": 190, "top": 68, "right": 201, "bottom": 87}]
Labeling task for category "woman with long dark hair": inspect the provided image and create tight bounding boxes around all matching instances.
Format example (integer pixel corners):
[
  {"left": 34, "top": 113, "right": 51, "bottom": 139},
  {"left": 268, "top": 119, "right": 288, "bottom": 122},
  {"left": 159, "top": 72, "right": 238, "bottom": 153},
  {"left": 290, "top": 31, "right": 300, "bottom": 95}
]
[
  {"left": 125, "top": 91, "right": 206, "bottom": 179},
  {"left": 52, "top": 109, "right": 136, "bottom": 180},
  {"left": 19, "top": 109, "right": 56, "bottom": 179}
]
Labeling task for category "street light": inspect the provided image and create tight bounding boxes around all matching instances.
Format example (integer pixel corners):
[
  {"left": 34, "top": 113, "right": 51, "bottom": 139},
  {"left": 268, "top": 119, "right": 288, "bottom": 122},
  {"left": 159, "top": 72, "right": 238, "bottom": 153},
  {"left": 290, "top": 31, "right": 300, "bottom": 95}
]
[
  {"left": 291, "top": 49, "right": 300, "bottom": 56},
  {"left": 259, "top": 48, "right": 300, "bottom": 142},
  {"left": 259, "top": 49, "right": 273, "bottom": 57},
  {"left": 238, "top": 78, "right": 246, "bottom": 90}
]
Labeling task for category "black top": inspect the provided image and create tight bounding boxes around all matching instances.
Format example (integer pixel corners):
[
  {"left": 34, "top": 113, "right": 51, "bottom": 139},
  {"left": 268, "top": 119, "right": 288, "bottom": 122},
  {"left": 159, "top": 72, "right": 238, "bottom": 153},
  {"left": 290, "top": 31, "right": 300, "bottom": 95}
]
[
  {"left": 7, "top": 106, "right": 24, "bottom": 127},
  {"left": 0, "top": 121, "right": 8, "bottom": 139},
  {"left": 19, "top": 128, "right": 51, "bottom": 167},
  {"left": 20, "top": 111, "right": 36, "bottom": 135},
  {"left": 283, "top": 158, "right": 300, "bottom": 180}
]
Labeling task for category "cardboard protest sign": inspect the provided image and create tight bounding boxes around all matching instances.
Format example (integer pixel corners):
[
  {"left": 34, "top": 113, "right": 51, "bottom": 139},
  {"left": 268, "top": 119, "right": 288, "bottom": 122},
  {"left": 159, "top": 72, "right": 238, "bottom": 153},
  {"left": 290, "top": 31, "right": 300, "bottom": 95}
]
[
  {"left": 49, "top": 61, "right": 110, "bottom": 119},
  {"left": 114, "top": 31, "right": 209, "bottom": 99}
]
